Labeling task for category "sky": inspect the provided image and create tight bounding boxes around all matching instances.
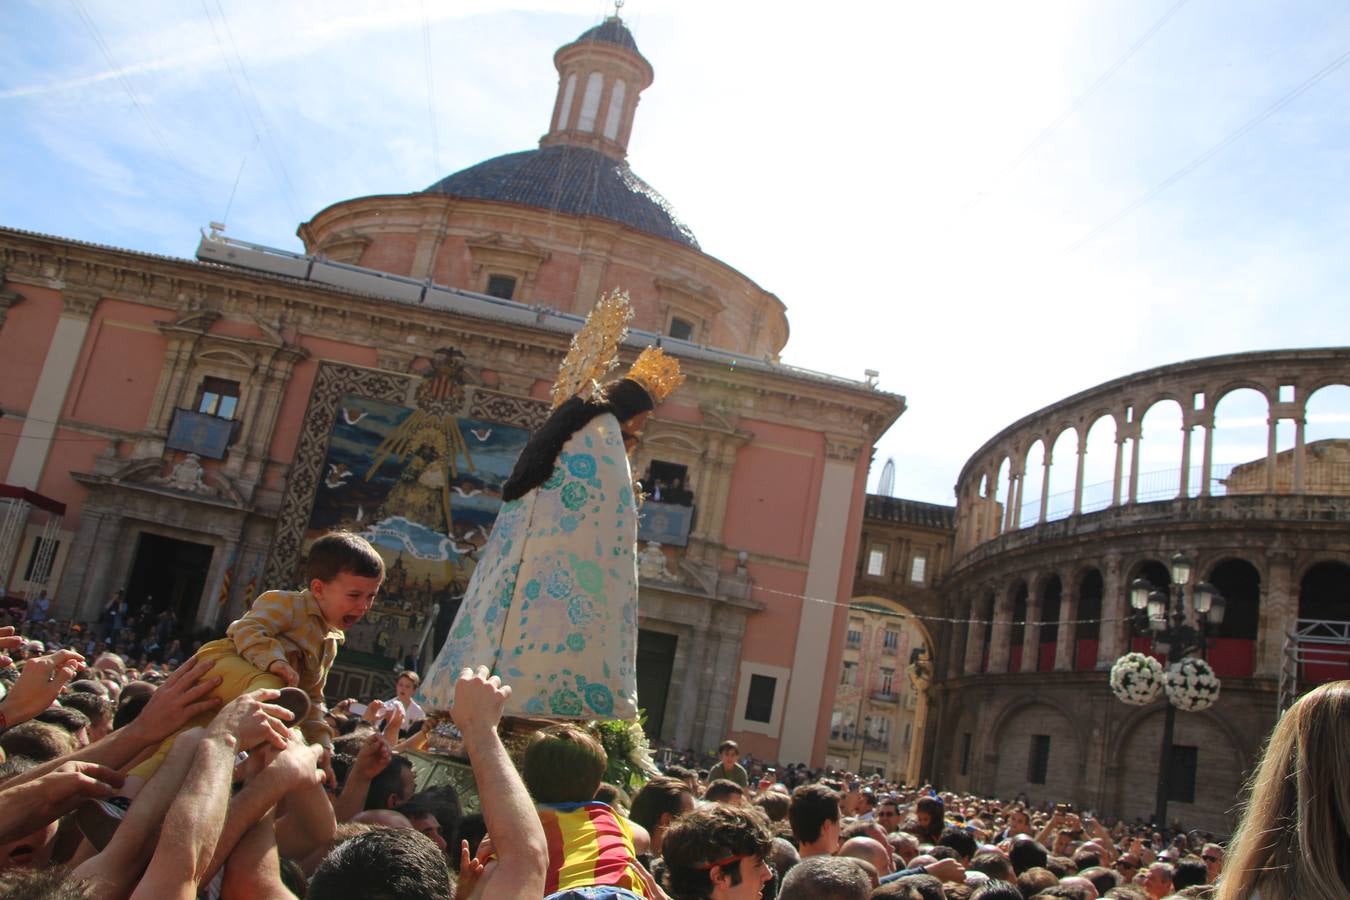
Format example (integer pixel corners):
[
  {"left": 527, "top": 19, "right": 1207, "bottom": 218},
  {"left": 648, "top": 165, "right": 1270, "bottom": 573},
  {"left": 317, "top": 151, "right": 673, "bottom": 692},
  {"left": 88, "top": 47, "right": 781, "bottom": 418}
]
[{"left": 3, "top": 0, "right": 1349, "bottom": 505}]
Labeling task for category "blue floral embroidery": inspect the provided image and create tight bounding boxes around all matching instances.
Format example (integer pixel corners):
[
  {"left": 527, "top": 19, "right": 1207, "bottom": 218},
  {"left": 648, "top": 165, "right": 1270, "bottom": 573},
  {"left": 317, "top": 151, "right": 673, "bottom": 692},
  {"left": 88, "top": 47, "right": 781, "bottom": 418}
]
[
  {"left": 523, "top": 579, "right": 541, "bottom": 600},
  {"left": 566, "top": 453, "right": 597, "bottom": 479},
  {"left": 543, "top": 465, "right": 565, "bottom": 490},
  {"left": 584, "top": 683, "right": 615, "bottom": 716},
  {"left": 561, "top": 481, "right": 589, "bottom": 510},
  {"left": 566, "top": 632, "right": 586, "bottom": 652}
]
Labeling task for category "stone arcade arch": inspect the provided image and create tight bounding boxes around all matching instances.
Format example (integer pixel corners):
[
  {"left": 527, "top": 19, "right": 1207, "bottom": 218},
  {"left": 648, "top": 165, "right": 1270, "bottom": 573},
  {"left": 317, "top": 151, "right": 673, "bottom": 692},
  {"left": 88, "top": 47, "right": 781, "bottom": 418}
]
[
  {"left": 987, "top": 696, "right": 1087, "bottom": 808},
  {"left": 1111, "top": 704, "right": 1248, "bottom": 834}
]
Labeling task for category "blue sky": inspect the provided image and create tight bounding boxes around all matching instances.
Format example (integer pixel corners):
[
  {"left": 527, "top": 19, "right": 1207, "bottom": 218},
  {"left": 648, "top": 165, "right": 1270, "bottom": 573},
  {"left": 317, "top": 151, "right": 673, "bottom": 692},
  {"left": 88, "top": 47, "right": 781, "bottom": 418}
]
[{"left": 3, "top": 0, "right": 1348, "bottom": 503}]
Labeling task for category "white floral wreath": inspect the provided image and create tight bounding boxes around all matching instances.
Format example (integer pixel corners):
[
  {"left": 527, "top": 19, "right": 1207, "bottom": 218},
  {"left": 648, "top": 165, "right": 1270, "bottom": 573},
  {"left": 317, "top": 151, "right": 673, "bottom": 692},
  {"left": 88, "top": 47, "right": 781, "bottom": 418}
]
[
  {"left": 1164, "top": 657, "right": 1221, "bottom": 712},
  {"left": 1109, "top": 652, "right": 1164, "bottom": 706}
]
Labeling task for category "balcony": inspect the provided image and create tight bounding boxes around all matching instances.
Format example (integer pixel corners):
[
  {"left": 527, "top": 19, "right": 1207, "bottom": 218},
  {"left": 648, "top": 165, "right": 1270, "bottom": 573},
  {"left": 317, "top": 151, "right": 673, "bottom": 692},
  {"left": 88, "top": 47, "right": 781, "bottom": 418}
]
[
  {"left": 165, "top": 408, "right": 238, "bottom": 460},
  {"left": 637, "top": 500, "right": 695, "bottom": 547},
  {"left": 862, "top": 736, "right": 890, "bottom": 751},
  {"left": 870, "top": 690, "right": 898, "bottom": 703}
]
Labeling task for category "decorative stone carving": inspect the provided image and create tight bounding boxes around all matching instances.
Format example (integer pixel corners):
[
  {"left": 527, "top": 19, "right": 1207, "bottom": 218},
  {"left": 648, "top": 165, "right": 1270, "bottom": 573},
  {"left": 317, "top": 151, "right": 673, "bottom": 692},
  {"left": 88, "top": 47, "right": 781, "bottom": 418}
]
[
  {"left": 638, "top": 541, "right": 678, "bottom": 582},
  {"left": 61, "top": 288, "right": 101, "bottom": 318},
  {"left": 163, "top": 454, "right": 208, "bottom": 493},
  {"left": 825, "top": 435, "right": 864, "bottom": 462},
  {"left": 465, "top": 234, "right": 550, "bottom": 299},
  {"left": 0, "top": 268, "right": 23, "bottom": 329}
]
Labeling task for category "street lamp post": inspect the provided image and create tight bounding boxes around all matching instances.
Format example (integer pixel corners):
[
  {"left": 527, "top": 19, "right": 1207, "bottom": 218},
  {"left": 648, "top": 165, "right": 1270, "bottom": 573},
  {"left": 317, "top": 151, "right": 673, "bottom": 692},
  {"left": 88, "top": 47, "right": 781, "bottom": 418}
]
[{"left": 1126, "top": 552, "right": 1226, "bottom": 830}]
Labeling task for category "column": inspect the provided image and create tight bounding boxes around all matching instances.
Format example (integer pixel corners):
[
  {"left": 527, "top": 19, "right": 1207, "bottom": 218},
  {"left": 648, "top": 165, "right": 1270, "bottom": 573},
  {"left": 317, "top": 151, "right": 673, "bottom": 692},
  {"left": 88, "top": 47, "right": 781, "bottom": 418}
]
[
  {"left": 1266, "top": 413, "right": 1279, "bottom": 492},
  {"left": 1128, "top": 433, "right": 1142, "bottom": 504},
  {"left": 988, "top": 589, "right": 1014, "bottom": 674},
  {"left": 1112, "top": 434, "right": 1125, "bottom": 507},
  {"left": 1293, "top": 410, "right": 1307, "bottom": 492},
  {"left": 1054, "top": 582, "right": 1078, "bottom": 671},
  {"left": 1073, "top": 432, "right": 1088, "bottom": 515},
  {"left": 778, "top": 443, "right": 860, "bottom": 764},
  {"left": 1179, "top": 416, "right": 1193, "bottom": 497},
  {"left": 1255, "top": 551, "right": 1296, "bottom": 677},
  {"left": 1096, "top": 555, "right": 1126, "bottom": 669},
  {"left": 1039, "top": 453, "right": 1053, "bottom": 522},
  {"left": 1011, "top": 472, "right": 1025, "bottom": 529},
  {"left": 1200, "top": 419, "right": 1215, "bottom": 497},
  {"left": 1021, "top": 589, "right": 1041, "bottom": 673},
  {"left": 6, "top": 288, "right": 99, "bottom": 489},
  {"left": 963, "top": 596, "right": 987, "bottom": 675}
]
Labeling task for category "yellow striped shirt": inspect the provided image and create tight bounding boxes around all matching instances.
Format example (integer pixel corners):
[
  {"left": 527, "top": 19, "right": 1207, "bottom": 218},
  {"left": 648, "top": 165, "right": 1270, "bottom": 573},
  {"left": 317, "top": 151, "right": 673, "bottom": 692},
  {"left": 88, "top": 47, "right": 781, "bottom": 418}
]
[{"left": 226, "top": 588, "right": 344, "bottom": 747}]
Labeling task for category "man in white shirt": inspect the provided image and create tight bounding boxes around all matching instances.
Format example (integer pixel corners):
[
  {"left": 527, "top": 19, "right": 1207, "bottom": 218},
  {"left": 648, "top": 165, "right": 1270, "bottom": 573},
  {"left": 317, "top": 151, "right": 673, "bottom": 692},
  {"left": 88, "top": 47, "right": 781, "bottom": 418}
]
[{"left": 369, "top": 669, "right": 427, "bottom": 737}]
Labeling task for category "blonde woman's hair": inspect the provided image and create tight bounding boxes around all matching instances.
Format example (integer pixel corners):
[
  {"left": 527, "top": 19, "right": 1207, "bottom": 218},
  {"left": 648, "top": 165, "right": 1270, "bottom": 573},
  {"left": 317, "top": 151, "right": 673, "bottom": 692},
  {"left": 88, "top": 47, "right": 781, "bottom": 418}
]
[{"left": 1217, "top": 680, "right": 1350, "bottom": 900}]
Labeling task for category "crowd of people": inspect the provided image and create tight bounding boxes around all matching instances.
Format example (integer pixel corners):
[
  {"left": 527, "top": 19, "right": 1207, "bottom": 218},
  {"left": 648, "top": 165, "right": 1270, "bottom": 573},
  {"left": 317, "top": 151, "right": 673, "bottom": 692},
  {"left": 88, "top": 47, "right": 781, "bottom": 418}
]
[{"left": 0, "top": 597, "right": 1345, "bottom": 898}]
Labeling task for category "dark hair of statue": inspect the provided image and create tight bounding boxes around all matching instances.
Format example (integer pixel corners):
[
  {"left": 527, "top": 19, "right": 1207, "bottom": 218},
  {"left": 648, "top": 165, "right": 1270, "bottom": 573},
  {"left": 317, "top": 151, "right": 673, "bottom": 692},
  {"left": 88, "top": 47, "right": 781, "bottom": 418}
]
[{"left": 501, "top": 378, "right": 654, "bottom": 502}]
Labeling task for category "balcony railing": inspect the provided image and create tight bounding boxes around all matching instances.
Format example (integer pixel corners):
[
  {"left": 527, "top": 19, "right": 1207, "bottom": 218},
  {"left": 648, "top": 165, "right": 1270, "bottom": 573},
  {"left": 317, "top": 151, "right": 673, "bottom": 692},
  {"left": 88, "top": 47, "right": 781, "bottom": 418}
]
[{"left": 870, "top": 691, "right": 898, "bottom": 703}]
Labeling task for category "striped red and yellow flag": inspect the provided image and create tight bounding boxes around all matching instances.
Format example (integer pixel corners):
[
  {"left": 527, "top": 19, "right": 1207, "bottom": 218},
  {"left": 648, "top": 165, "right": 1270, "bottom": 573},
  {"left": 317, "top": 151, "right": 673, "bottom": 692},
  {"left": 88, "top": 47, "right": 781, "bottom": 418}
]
[
  {"left": 536, "top": 802, "right": 649, "bottom": 897},
  {"left": 217, "top": 563, "right": 233, "bottom": 608}
]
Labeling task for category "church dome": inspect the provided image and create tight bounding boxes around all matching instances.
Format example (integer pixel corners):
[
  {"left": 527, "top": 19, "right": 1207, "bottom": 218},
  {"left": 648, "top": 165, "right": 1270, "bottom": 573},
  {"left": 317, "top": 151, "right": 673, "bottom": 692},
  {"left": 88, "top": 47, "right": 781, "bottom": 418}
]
[
  {"left": 576, "top": 17, "right": 643, "bottom": 56},
  {"left": 425, "top": 145, "right": 699, "bottom": 249}
]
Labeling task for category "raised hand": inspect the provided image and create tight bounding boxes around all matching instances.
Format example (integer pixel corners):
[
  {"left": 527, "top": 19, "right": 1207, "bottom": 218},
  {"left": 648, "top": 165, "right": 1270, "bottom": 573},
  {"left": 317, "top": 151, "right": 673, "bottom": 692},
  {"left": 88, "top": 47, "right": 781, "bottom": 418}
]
[
  {"left": 450, "top": 666, "right": 510, "bottom": 735},
  {"left": 210, "top": 689, "right": 292, "bottom": 752},
  {"left": 130, "top": 655, "right": 223, "bottom": 743},
  {"left": 0, "top": 649, "right": 85, "bottom": 725}
]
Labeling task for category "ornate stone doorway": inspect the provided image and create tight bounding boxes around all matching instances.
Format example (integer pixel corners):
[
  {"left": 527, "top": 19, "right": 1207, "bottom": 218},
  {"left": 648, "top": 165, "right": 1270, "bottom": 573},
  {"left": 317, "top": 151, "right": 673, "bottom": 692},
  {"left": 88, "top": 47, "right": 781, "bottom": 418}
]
[
  {"left": 124, "top": 532, "right": 214, "bottom": 628},
  {"left": 637, "top": 629, "right": 678, "bottom": 741}
]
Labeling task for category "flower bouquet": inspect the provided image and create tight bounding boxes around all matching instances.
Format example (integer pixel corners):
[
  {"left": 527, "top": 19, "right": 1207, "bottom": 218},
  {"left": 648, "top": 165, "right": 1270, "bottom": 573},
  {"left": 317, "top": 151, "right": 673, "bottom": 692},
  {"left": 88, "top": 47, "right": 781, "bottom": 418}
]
[
  {"left": 1109, "top": 652, "right": 1164, "bottom": 706},
  {"left": 1164, "top": 657, "right": 1221, "bottom": 712}
]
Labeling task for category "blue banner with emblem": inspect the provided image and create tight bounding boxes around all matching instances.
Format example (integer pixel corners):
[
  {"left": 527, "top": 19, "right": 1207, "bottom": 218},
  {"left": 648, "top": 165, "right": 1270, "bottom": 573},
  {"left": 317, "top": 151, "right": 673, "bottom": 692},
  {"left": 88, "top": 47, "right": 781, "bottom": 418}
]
[
  {"left": 637, "top": 501, "right": 694, "bottom": 547},
  {"left": 166, "top": 408, "right": 237, "bottom": 459}
]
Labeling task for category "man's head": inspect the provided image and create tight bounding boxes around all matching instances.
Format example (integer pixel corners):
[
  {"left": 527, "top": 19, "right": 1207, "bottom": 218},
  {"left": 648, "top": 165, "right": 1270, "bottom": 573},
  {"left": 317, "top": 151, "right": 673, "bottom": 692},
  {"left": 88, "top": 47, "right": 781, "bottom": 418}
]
[
  {"left": 33, "top": 706, "right": 91, "bottom": 748},
  {"left": 752, "top": 789, "right": 789, "bottom": 823},
  {"left": 1140, "top": 862, "right": 1173, "bottom": 899},
  {"left": 1016, "top": 867, "right": 1059, "bottom": 898},
  {"left": 364, "top": 754, "right": 416, "bottom": 810},
  {"left": 522, "top": 723, "right": 607, "bottom": 804},
  {"left": 778, "top": 855, "right": 871, "bottom": 900},
  {"left": 0, "top": 722, "right": 75, "bottom": 762},
  {"left": 938, "top": 825, "right": 977, "bottom": 863},
  {"left": 394, "top": 670, "right": 420, "bottom": 704},
  {"left": 58, "top": 692, "right": 113, "bottom": 743},
  {"left": 1005, "top": 808, "right": 1031, "bottom": 836},
  {"left": 308, "top": 826, "right": 449, "bottom": 900},
  {"left": 857, "top": 788, "right": 875, "bottom": 814},
  {"left": 0, "top": 758, "right": 63, "bottom": 872},
  {"left": 887, "top": 830, "right": 920, "bottom": 865},
  {"left": 661, "top": 803, "right": 774, "bottom": 900},
  {"left": 876, "top": 799, "right": 901, "bottom": 832},
  {"left": 1170, "top": 856, "right": 1207, "bottom": 890},
  {"left": 630, "top": 776, "right": 696, "bottom": 854},
  {"left": 1201, "top": 843, "right": 1223, "bottom": 883},
  {"left": 969, "top": 850, "right": 1015, "bottom": 882},
  {"left": 1080, "top": 865, "right": 1120, "bottom": 896},
  {"left": 837, "top": 835, "right": 894, "bottom": 876},
  {"left": 789, "top": 784, "right": 841, "bottom": 854},
  {"left": 704, "top": 779, "right": 747, "bottom": 806},
  {"left": 306, "top": 531, "right": 385, "bottom": 631},
  {"left": 1008, "top": 835, "right": 1049, "bottom": 875},
  {"left": 397, "top": 798, "right": 448, "bottom": 855},
  {"left": 718, "top": 740, "right": 740, "bottom": 769}
]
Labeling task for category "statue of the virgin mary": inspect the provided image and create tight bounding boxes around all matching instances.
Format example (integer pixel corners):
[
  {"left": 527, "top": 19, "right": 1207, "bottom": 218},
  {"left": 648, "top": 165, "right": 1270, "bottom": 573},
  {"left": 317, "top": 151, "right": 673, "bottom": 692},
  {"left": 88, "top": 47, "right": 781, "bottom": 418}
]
[{"left": 417, "top": 289, "right": 684, "bottom": 720}]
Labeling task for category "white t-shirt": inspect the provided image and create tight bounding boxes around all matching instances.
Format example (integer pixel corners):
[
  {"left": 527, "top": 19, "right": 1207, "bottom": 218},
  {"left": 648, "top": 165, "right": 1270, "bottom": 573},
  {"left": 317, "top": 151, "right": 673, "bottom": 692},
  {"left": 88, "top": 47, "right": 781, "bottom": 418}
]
[{"left": 375, "top": 697, "right": 426, "bottom": 728}]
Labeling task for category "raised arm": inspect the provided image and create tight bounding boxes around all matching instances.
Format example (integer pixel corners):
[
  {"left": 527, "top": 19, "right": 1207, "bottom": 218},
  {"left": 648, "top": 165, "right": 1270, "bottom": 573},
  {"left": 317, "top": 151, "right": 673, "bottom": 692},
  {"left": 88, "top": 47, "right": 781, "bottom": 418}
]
[
  {"left": 131, "top": 690, "right": 291, "bottom": 900},
  {"left": 227, "top": 591, "right": 298, "bottom": 676},
  {"left": 452, "top": 666, "right": 547, "bottom": 899}
]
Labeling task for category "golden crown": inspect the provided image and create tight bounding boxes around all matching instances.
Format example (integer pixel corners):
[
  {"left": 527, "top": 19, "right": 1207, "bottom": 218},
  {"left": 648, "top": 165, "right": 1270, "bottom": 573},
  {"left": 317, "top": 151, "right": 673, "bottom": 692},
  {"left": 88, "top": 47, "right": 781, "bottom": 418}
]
[
  {"left": 550, "top": 288, "right": 634, "bottom": 409},
  {"left": 625, "top": 346, "right": 685, "bottom": 406}
]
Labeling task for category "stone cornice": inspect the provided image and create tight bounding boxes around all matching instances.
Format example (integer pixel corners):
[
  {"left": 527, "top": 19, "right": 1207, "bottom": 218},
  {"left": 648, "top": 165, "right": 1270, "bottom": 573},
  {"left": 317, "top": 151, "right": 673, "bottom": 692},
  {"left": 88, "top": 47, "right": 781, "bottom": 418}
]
[
  {"left": 947, "top": 493, "right": 1350, "bottom": 583},
  {"left": 0, "top": 227, "right": 900, "bottom": 437}
]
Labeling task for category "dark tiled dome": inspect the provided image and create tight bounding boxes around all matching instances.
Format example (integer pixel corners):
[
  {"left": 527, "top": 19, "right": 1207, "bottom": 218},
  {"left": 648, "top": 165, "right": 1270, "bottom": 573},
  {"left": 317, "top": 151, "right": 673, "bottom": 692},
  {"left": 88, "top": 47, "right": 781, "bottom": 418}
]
[
  {"left": 425, "top": 145, "right": 699, "bottom": 249},
  {"left": 576, "top": 17, "right": 641, "bottom": 54}
]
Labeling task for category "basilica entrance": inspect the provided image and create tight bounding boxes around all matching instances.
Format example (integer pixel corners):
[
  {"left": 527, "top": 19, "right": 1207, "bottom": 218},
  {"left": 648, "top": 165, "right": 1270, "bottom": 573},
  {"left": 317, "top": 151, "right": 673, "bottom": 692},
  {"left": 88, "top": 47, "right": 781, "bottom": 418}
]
[
  {"left": 124, "top": 532, "right": 214, "bottom": 628},
  {"left": 636, "top": 629, "right": 678, "bottom": 742}
]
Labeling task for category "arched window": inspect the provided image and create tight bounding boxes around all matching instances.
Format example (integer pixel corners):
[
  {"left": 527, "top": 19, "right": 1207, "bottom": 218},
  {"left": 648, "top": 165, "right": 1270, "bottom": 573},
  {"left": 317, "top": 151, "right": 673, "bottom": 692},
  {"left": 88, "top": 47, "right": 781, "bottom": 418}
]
[
  {"left": 577, "top": 72, "right": 604, "bottom": 133},
  {"left": 558, "top": 73, "right": 578, "bottom": 130},
  {"left": 1206, "top": 558, "right": 1260, "bottom": 677},
  {"left": 1075, "top": 569, "right": 1103, "bottom": 671},
  {"left": 603, "top": 78, "right": 627, "bottom": 140}
]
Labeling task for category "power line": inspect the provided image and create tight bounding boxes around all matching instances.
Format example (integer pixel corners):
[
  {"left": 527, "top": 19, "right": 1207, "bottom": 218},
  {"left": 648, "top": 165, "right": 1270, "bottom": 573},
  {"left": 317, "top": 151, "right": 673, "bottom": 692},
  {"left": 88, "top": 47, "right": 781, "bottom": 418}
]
[
  {"left": 68, "top": 0, "right": 208, "bottom": 205},
  {"left": 199, "top": 0, "right": 305, "bottom": 224},
  {"left": 420, "top": 0, "right": 442, "bottom": 179},
  {"left": 968, "top": 0, "right": 1192, "bottom": 210},
  {"left": 1065, "top": 42, "right": 1350, "bottom": 253}
]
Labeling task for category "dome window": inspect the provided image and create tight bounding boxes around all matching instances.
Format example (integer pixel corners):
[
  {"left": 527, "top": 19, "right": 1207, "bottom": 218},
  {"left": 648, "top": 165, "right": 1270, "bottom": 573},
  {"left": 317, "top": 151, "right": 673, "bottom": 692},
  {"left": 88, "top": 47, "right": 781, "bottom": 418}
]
[
  {"left": 557, "top": 73, "right": 578, "bottom": 131},
  {"left": 668, "top": 316, "right": 695, "bottom": 341},
  {"left": 603, "top": 79, "right": 627, "bottom": 141},
  {"left": 577, "top": 71, "right": 604, "bottom": 133}
]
